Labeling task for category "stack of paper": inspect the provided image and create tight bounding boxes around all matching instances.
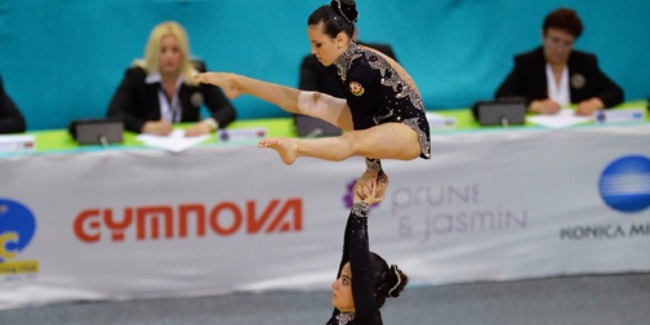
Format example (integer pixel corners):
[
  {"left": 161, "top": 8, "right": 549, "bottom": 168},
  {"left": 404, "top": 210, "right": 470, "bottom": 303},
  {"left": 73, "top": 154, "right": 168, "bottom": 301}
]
[
  {"left": 527, "top": 108, "right": 592, "bottom": 129},
  {"left": 136, "top": 129, "right": 210, "bottom": 153}
]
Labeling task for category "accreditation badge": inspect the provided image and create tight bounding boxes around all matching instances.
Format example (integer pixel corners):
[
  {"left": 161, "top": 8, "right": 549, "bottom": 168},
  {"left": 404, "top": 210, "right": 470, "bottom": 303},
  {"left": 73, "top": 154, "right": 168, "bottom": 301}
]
[{"left": 571, "top": 73, "right": 586, "bottom": 89}]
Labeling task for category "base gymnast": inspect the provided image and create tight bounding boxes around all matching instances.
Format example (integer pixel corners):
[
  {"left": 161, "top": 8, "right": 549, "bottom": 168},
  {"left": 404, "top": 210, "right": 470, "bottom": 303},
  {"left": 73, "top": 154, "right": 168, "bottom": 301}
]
[{"left": 326, "top": 179, "right": 409, "bottom": 324}]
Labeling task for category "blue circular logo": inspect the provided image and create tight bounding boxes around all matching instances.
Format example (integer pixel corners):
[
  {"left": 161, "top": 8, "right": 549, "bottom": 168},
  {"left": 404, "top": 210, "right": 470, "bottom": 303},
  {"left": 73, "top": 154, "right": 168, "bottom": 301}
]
[
  {"left": 598, "top": 155, "right": 650, "bottom": 213},
  {"left": 0, "top": 198, "right": 37, "bottom": 262}
]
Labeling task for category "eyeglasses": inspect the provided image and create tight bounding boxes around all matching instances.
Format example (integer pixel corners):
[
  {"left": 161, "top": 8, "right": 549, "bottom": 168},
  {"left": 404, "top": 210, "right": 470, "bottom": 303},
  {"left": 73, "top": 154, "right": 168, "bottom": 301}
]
[{"left": 544, "top": 36, "right": 574, "bottom": 50}]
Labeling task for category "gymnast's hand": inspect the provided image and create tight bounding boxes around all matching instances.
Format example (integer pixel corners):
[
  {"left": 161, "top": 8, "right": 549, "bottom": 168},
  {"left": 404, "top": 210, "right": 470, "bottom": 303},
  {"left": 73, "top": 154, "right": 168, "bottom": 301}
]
[
  {"left": 354, "top": 179, "right": 383, "bottom": 205},
  {"left": 354, "top": 170, "right": 388, "bottom": 202},
  {"left": 355, "top": 170, "right": 389, "bottom": 204},
  {"left": 193, "top": 72, "right": 241, "bottom": 99}
]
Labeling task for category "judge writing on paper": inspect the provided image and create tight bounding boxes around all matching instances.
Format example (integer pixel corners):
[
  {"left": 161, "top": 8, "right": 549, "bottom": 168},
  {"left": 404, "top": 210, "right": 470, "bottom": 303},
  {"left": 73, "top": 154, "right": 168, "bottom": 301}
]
[{"left": 495, "top": 8, "right": 623, "bottom": 116}]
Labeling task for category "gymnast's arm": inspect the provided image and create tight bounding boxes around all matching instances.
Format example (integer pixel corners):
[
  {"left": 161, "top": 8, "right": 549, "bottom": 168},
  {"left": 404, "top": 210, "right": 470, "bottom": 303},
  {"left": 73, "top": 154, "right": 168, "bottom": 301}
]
[{"left": 348, "top": 202, "right": 382, "bottom": 324}]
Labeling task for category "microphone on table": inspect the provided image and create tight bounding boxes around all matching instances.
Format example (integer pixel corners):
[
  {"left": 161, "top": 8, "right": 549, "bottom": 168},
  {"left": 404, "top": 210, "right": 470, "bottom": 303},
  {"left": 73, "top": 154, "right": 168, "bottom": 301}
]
[{"left": 500, "top": 116, "right": 510, "bottom": 128}]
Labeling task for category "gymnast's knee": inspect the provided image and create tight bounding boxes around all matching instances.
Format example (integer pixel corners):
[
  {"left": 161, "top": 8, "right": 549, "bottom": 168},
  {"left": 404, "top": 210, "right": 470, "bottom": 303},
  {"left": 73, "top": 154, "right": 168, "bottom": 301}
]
[{"left": 297, "top": 91, "right": 345, "bottom": 125}]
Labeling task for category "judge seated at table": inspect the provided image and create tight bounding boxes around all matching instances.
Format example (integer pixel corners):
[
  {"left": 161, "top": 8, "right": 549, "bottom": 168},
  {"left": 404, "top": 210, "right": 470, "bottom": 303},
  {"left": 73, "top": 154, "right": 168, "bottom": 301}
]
[
  {"left": 495, "top": 8, "right": 623, "bottom": 116},
  {"left": 106, "top": 21, "right": 236, "bottom": 137}
]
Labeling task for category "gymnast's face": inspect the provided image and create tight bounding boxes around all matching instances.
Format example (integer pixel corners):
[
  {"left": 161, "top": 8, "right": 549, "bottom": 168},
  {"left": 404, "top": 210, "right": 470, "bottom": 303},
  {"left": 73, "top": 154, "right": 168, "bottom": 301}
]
[
  {"left": 331, "top": 262, "right": 355, "bottom": 312},
  {"left": 543, "top": 28, "right": 575, "bottom": 66},
  {"left": 308, "top": 22, "right": 347, "bottom": 66},
  {"left": 158, "top": 34, "right": 183, "bottom": 77}
]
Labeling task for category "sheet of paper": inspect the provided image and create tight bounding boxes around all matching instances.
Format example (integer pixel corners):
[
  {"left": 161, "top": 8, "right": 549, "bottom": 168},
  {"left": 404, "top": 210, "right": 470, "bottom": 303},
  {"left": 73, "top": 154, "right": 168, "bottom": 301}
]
[
  {"left": 136, "top": 129, "right": 211, "bottom": 153},
  {"left": 527, "top": 108, "right": 592, "bottom": 129}
]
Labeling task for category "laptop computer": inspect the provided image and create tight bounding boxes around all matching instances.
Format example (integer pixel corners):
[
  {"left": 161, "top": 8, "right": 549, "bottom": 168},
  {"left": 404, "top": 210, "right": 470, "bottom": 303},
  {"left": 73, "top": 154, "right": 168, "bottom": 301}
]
[
  {"left": 69, "top": 118, "right": 124, "bottom": 145},
  {"left": 472, "top": 99, "right": 527, "bottom": 126}
]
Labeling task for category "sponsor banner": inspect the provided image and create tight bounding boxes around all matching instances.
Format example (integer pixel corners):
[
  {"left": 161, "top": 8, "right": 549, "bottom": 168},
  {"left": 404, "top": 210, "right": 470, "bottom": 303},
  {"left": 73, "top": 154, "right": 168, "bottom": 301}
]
[{"left": 1, "top": 125, "right": 649, "bottom": 309}]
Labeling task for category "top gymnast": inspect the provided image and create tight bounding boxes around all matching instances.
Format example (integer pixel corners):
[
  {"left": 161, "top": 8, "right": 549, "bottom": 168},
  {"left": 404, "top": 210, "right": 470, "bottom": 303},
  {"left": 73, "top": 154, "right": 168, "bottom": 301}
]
[{"left": 194, "top": 0, "right": 430, "bottom": 192}]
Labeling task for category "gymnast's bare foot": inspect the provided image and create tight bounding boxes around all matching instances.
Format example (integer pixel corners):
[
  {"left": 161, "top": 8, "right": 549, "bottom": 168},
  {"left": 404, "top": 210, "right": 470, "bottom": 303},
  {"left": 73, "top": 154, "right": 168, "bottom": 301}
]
[
  {"left": 193, "top": 72, "right": 241, "bottom": 99},
  {"left": 258, "top": 137, "right": 298, "bottom": 165}
]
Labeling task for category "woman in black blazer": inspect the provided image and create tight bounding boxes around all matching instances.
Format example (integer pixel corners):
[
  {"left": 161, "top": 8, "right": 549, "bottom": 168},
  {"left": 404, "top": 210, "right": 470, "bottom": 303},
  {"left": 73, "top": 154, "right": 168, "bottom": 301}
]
[
  {"left": 0, "top": 75, "right": 26, "bottom": 134},
  {"left": 495, "top": 8, "right": 623, "bottom": 116},
  {"left": 106, "top": 21, "right": 235, "bottom": 136}
]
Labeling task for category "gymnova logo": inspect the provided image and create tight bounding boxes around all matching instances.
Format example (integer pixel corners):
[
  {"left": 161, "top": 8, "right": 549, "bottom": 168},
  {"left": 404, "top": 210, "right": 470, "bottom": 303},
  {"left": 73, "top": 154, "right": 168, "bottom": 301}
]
[
  {"left": 598, "top": 155, "right": 650, "bottom": 213},
  {"left": 0, "top": 198, "right": 39, "bottom": 277}
]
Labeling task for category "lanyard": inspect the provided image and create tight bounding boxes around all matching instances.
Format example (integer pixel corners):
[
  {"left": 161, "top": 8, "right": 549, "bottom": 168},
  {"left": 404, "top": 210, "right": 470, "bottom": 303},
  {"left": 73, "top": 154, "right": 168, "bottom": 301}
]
[{"left": 157, "top": 82, "right": 182, "bottom": 123}]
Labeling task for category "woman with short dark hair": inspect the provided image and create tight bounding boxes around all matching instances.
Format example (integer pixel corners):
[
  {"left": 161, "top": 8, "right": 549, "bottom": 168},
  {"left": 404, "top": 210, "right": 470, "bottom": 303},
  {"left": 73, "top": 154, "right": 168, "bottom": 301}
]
[
  {"left": 0, "top": 75, "right": 26, "bottom": 134},
  {"left": 496, "top": 8, "right": 624, "bottom": 116}
]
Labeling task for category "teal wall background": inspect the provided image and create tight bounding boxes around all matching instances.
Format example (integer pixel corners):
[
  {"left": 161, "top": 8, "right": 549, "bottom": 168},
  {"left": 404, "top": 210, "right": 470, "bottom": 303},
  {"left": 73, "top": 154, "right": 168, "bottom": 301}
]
[{"left": 1, "top": 0, "right": 648, "bottom": 131}]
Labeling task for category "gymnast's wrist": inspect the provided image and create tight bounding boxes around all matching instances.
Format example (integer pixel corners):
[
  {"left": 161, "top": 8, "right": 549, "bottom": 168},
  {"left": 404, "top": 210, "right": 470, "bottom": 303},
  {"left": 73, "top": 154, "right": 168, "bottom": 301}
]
[
  {"left": 365, "top": 158, "right": 382, "bottom": 172},
  {"left": 351, "top": 202, "right": 370, "bottom": 217}
]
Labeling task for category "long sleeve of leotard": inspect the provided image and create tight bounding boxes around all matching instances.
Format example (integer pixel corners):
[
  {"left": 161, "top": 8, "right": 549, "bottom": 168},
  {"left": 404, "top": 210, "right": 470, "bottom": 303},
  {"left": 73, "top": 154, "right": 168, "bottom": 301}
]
[{"left": 328, "top": 202, "right": 383, "bottom": 325}]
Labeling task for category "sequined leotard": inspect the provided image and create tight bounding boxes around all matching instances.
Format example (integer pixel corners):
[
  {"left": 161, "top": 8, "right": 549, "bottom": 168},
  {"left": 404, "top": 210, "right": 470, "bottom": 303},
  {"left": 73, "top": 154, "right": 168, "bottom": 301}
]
[
  {"left": 325, "top": 203, "right": 383, "bottom": 325},
  {"left": 334, "top": 42, "right": 431, "bottom": 159}
]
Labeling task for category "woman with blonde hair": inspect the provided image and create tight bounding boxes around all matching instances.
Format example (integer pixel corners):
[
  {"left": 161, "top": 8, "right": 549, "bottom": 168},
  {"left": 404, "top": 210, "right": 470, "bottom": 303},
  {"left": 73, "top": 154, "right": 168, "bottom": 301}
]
[{"left": 107, "top": 21, "right": 235, "bottom": 136}]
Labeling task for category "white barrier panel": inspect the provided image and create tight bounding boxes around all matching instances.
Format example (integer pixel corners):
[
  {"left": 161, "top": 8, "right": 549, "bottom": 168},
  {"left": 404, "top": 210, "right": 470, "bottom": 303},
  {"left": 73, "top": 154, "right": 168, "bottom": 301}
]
[{"left": 1, "top": 124, "right": 650, "bottom": 309}]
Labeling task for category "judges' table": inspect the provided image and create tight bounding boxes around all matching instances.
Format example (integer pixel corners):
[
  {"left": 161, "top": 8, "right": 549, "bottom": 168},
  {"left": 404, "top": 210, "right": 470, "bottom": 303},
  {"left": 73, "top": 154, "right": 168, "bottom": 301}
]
[{"left": 1, "top": 107, "right": 650, "bottom": 310}]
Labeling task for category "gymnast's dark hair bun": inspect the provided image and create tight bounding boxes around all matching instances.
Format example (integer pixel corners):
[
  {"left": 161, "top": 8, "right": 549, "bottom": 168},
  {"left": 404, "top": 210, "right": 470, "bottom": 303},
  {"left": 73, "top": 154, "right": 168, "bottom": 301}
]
[
  {"left": 386, "top": 264, "right": 408, "bottom": 298},
  {"left": 369, "top": 252, "right": 409, "bottom": 308},
  {"left": 330, "top": 0, "right": 358, "bottom": 23}
]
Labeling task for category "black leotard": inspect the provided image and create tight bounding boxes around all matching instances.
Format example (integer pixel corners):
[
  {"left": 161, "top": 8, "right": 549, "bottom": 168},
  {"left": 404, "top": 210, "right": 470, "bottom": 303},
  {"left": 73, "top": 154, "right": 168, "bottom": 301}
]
[{"left": 334, "top": 42, "right": 431, "bottom": 159}]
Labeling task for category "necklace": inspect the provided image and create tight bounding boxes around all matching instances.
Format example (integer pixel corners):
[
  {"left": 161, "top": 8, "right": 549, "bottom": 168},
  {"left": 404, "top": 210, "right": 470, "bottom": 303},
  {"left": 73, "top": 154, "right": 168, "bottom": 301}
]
[{"left": 336, "top": 312, "right": 355, "bottom": 325}]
